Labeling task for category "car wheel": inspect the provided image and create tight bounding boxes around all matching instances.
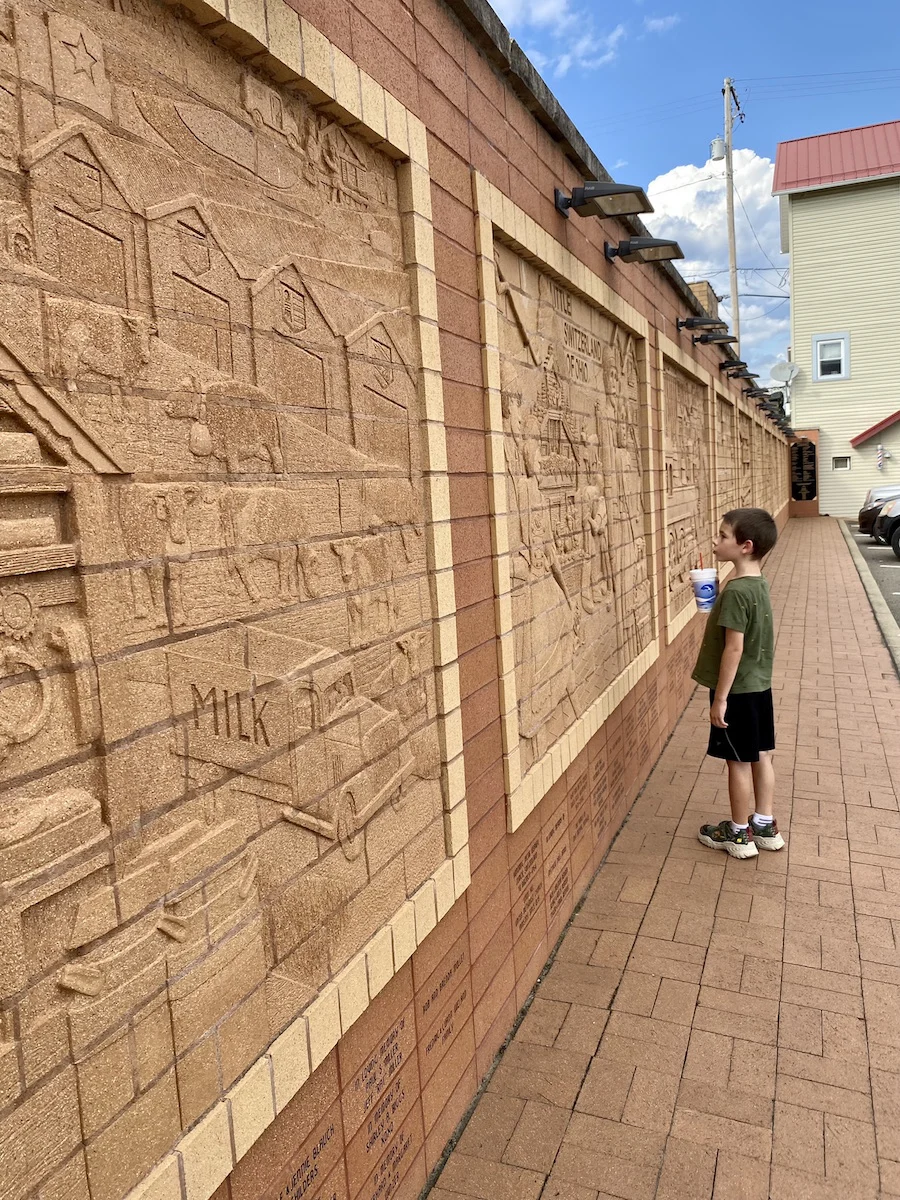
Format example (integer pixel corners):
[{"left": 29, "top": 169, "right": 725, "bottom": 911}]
[{"left": 890, "top": 524, "right": 900, "bottom": 560}]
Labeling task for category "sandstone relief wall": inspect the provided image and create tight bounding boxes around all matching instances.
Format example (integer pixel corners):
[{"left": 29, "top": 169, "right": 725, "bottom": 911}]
[
  {"left": 716, "top": 395, "right": 740, "bottom": 518},
  {"left": 0, "top": 5, "right": 464, "bottom": 1200},
  {"left": 474, "top": 185, "right": 661, "bottom": 833},
  {"left": 0, "top": 3, "right": 792, "bottom": 1200},
  {"left": 663, "top": 356, "right": 711, "bottom": 628},
  {"left": 739, "top": 409, "right": 755, "bottom": 507},
  {"left": 496, "top": 247, "right": 653, "bottom": 788}
]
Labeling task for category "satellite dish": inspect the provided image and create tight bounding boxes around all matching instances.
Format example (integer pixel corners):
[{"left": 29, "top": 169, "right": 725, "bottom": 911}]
[{"left": 770, "top": 362, "right": 799, "bottom": 384}]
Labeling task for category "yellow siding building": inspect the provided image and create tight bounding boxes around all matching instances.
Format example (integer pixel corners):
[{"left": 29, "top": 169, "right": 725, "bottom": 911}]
[{"left": 774, "top": 121, "right": 900, "bottom": 516}]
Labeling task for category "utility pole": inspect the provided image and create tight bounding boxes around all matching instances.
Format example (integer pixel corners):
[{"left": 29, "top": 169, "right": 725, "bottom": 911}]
[{"left": 723, "top": 78, "right": 740, "bottom": 353}]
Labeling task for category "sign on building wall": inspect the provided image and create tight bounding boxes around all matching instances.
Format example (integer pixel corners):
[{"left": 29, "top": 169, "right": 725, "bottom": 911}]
[{"left": 791, "top": 440, "right": 818, "bottom": 500}]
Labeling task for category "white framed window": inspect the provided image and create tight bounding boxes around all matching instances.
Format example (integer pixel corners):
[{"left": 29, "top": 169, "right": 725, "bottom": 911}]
[
  {"left": 832, "top": 456, "right": 851, "bottom": 471},
  {"left": 813, "top": 332, "right": 850, "bottom": 381}
]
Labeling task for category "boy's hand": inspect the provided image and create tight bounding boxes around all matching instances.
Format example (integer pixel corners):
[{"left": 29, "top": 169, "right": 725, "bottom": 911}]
[{"left": 710, "top": 697, "right": 728, "bottom": 728}]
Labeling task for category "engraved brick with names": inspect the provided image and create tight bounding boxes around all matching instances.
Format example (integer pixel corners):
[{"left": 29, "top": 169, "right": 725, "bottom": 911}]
[
  {"left": 342, "top": 1009, "right": 416, "bottom": 1141},
  {"left": 260, "top": 1106, "right": 344, "bottom": 1200},
  {"left": 416, "top": 939, "right": 471, "bottom": 1085},
  {"left": 353, "top": 1106, "right": 423, "bottom": 1200},
  {"left": 345, "top": 1057, "right": 419, "bottom": 1196},
  {"left": 544, "top": 828, "right": 571, "bottom": 924},
  {"left": 511, "top": 836, "right": 543, "bottom": 938}
]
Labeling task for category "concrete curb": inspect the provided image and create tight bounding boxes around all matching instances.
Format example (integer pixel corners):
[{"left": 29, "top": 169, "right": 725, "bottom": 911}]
[{"left": 838, "top": 518, "right": 900, "bottom": 676}]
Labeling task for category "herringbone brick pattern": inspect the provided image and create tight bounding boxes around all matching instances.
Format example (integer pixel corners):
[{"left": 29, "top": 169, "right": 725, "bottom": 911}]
[{"left": 428, "top": 518, "right": 900, "bottom": 1200}]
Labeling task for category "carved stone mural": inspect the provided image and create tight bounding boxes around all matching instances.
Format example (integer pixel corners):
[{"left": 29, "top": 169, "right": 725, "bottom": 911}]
[
  {"left": 0, "top": 5, "right": 452, "bottom": 1200},
  {"left": 716, "top": 396, "right": 739, "bottom": 516},
  {"left": 753, "top": 419, "right": 777, "bottom": 514},
  {"left": 739, "top": 410, "right": 754, "bottom": 506},
  {"left": 664, "top": 359, "right": 710, "bottom": 615},
  {"left": 495, "top": 243, "right": 653, "bottom": 779}
]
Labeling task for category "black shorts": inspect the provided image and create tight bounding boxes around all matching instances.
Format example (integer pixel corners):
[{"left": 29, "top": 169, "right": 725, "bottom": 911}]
[{"left": 707, "top": 689, "right": 775, "bottom": 763}]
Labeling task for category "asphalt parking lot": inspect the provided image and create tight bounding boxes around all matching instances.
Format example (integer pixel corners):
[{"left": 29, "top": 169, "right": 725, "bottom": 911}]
[{"left": 846, "top": 520, "right": 900, "bottom": 625}]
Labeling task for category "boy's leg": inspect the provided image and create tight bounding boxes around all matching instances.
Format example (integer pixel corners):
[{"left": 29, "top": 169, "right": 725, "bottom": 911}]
[
  {"left": 727, "top": 760, "right": 754, "bottom": 825},
  {"left": 698, "top": 759, "right": 758, "bottom": 859},
  {"left": 750, "top": 750, "right": 775, "bottom": 818},
  {"left": 749, "top": 751, "right": 784, "bottom": 849}
]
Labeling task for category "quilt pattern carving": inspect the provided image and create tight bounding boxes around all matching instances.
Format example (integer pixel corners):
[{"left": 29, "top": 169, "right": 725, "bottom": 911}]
[
  {"left": 495, "top": 245, "right": 652, "bottom": 778},
  {"left": 0, "top": 4, "right": 446, "bottom": 1198}
]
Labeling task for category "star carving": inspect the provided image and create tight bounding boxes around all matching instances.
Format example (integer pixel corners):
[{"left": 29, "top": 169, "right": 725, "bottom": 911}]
[{"left": 62, "top": 33, "right": 98, "bottom": 83}]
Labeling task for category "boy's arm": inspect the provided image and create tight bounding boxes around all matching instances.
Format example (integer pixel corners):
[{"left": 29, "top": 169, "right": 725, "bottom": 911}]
[{"left": 711, "top": 627, "right": 744, "bottom": 728}]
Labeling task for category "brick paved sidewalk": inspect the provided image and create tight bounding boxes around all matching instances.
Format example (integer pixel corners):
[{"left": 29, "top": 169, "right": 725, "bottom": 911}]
[{"left": 428, "top": 518, "right": 900, "bottom": 1200}]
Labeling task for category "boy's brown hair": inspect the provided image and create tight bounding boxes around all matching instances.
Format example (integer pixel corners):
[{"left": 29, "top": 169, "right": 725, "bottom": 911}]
[{"left": 722, "top": 507, "right": 778, "bottom": 559}]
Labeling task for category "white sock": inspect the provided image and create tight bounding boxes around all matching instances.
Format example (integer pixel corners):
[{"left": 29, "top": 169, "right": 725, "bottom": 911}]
[
  {"left": 730, "top": 821, "right": 749, "bottom": 834},
  {"left": 751, "top": 813, "right": 772, "bottom": 828}
]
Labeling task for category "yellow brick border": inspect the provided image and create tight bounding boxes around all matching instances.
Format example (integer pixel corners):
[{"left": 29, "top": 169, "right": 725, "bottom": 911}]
[
  {"left": 129, "top": 6, "right": 469, "bottom": 1200},
  {"left": 472, "top": 171, "right": 661, "bottom": 834}
]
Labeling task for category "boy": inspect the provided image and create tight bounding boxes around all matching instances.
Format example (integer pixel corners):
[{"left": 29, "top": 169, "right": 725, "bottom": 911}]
[{"left": 692, "top": 508, "right": 785, "bottom": 859}]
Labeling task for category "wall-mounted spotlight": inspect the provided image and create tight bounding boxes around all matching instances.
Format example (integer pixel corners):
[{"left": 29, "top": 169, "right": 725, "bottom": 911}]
[
  {"left": 676, "top": 316, "right": 728, "bottom": 331},
  {"left": 605, "top": 237, "right": 683, "bottom": 264},
  {"left": 693, "top": 332, "right": 738, "bottom": 345},
  {"left": 718, "top": 360, "right": 747, "bottom": 371},
  {"left": 555, "top": 182, "right": 654, "bottom": 219}
]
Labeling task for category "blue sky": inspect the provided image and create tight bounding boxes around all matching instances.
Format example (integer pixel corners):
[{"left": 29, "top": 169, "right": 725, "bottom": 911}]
[{"left": 492, "top": 0, "right": 900, "bottom": 382}]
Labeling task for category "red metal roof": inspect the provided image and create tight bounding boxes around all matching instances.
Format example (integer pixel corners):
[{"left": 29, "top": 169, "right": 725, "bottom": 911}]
[
  {"left": 850, "top": 409, "right": 900, "bottom": 449},
  {"left": 773, "top": 119, "right": 900, "bottom": 194}
]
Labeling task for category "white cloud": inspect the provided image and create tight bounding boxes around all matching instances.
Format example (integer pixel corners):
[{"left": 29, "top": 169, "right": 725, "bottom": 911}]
[
  {"left": 643, "top": 14, "right": 680, "bottom": 32},
  {"left": 643, "top": 148, "right": 791, "bottom": 380},
  {"left": 496, "top": 0, "right": 627, "bottom": 75},
  {"left": 493, "top": 0, "right": 575, "bottom": 31},
  {"left": 556, "top": 24, "right": 626, "bottom": 73}
]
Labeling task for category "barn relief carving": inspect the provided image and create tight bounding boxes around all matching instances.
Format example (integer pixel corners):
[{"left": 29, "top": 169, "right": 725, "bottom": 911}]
[
  {"left": 0, "top": 4, "right": 447, "bottom": 1198},
  {"left": 664, "top": 360, "right": 710, "bottom": 616},
  {"left": 495, "top": 243, "right": 653, "bottom": 778}
]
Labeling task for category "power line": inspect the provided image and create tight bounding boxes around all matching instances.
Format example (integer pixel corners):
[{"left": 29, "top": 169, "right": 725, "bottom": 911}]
[
  {"left": 582, "top": 99, "right": 718, "bottom": 135},
  {"left": 580, "top": 68, "right": 900, "bottom": 135},
  {"left": 742, "top": 298, "right": 790, "bottom": 321},
  {"left": 735, "top": 66, "right": 900, "bottom": 83},
  {"left": 648, "top": 173, "right": 721, "bottom": 196},
  {"left": 732, "top": 182, "right": 781, "bottom": 271}
]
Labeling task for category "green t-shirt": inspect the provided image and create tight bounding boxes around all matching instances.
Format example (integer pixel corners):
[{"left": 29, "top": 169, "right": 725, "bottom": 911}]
[{"left": 691, "top": 575, "right": 774, "bottom": 694}]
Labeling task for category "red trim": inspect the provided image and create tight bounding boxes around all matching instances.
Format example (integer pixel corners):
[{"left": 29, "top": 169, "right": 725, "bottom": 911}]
[{"left": 850, "top": 409, "right": 900, "bottom": 448}]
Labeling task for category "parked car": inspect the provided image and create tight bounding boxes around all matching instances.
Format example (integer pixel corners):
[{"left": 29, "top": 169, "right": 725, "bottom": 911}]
[
  {"left": 859, "top": 484, "right": 900, "bottom": 535},
  {"left": 873, "top": 498, "right": 900, "bottom": 557}
]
